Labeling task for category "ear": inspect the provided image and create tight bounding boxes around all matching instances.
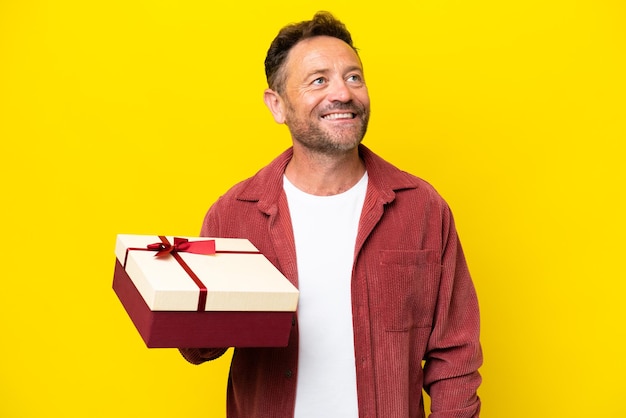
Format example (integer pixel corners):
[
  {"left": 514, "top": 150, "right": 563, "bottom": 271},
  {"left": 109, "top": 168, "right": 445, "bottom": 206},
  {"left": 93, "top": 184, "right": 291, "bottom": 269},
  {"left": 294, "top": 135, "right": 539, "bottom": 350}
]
[{"left": 263, "top": 88, "right": 286, "bottom": 124}]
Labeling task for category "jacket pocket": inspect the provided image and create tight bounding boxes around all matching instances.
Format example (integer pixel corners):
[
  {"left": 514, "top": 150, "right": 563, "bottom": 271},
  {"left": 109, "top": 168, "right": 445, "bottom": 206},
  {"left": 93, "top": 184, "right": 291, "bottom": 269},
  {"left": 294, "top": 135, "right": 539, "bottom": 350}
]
[{"left": 370, "top": 249, "right": 442, "bottom": 331}]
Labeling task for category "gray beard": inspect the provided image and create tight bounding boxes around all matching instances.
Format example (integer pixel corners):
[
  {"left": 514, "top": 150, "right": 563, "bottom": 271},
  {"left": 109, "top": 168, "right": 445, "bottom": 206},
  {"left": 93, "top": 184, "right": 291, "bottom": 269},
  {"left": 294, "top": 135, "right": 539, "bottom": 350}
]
[{"left": 286, "top": 114, "right": 369, "bottom": 155}]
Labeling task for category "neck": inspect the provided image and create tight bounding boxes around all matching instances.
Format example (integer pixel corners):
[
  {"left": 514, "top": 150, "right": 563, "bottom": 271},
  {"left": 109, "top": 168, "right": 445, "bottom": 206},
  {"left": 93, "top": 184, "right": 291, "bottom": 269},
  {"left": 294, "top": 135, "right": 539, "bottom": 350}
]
[{"left": 285, "top": 145, "right": 365, "bottom": 196}]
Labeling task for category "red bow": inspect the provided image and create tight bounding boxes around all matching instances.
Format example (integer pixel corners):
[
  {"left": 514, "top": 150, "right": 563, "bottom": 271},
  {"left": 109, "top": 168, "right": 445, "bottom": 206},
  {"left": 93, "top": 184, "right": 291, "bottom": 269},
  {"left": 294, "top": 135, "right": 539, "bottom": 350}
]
[{"left": 146, "top": 237, "right": 216, "bottom": 257}]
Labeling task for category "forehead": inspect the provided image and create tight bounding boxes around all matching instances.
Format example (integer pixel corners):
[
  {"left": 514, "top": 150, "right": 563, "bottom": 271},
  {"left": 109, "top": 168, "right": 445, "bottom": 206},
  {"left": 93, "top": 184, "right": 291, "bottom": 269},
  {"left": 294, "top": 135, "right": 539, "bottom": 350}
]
[{"left": 284, "top": 36, "right": 363, "bottom": 78}]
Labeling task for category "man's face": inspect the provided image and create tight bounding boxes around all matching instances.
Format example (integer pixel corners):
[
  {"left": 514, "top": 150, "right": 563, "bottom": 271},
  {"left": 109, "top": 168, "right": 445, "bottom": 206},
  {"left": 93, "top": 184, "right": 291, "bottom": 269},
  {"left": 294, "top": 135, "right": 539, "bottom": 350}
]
[{"left": 279, "top": 36, "right": 370, "bottom": 154}]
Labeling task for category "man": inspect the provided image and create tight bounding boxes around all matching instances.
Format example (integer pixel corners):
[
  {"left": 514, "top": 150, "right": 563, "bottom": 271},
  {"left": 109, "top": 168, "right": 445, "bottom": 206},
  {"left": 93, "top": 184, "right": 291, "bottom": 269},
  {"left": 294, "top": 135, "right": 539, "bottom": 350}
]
[{"left": 180, "top": 11, "right": 482, "bottom": 418}]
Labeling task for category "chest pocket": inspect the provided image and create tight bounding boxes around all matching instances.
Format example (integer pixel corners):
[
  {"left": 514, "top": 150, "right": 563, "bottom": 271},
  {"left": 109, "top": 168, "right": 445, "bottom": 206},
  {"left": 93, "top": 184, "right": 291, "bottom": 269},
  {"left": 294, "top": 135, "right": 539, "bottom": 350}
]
[{"left": 370, "top": 249, "right": 442, "bottom": 331}]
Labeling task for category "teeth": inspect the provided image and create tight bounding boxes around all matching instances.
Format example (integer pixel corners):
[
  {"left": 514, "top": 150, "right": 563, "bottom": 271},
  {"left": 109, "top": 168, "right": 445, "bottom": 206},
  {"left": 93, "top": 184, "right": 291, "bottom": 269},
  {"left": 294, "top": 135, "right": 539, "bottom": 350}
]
[{"left": 323, "top": 112, "right": 354, "bottom": 120}]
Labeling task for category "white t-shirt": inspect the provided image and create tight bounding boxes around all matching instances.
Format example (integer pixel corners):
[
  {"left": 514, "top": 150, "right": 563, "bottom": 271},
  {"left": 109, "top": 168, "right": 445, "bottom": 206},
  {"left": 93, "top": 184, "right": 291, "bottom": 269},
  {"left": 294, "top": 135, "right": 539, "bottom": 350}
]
[{"left": 283, "top": 173, "right": 368, "bottom": 418}]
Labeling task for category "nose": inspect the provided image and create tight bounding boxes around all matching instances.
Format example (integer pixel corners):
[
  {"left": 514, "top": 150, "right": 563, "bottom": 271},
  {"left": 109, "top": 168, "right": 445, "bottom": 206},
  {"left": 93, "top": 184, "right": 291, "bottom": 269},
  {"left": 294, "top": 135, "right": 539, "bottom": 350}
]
[{"left": 327, "top": 79, "right": 352, "bottom": 103}]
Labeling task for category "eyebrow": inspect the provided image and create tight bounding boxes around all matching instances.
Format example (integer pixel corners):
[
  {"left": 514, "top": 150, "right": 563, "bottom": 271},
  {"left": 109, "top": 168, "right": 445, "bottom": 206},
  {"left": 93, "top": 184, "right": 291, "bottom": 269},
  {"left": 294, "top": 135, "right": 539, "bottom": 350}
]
[
  {"left": 303, "top": 65, "right": 364, "bottom": 81},
  {"left": 303, "top": 68, "right": 330, "bottom": 81}
]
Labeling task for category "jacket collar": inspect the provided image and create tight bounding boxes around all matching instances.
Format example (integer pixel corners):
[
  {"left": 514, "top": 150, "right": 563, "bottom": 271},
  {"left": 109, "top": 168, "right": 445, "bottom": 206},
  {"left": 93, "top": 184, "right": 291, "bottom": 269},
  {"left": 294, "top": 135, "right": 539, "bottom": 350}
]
[{"left": 235, "top": 144, "right": 422, "bottom": 212}]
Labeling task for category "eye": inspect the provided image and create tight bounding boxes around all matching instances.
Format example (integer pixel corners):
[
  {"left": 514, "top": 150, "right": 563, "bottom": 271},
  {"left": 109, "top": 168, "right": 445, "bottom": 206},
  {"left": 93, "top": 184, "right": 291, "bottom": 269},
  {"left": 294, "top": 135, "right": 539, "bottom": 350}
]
[
  {"left": 312, "top": 77, "right": 326, "bottom": 85},
  {"left": 347, "top": 74, "right": 364, "bottom": 84}
]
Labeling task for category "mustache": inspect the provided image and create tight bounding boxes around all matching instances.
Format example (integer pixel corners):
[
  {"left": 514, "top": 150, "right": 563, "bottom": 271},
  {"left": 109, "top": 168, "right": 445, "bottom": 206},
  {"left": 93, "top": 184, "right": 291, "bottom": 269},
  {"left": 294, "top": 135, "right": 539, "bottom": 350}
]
[{"left": 320, "top": 102, "right": 367, "bottom": 115}]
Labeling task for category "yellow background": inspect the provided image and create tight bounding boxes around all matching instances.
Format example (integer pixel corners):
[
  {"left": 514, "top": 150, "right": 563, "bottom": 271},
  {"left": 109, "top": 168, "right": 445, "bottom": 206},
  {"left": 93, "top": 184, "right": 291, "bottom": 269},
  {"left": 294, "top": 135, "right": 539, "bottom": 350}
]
[{"left": 1, "top": 1, "right": 625, "bottom": 417}]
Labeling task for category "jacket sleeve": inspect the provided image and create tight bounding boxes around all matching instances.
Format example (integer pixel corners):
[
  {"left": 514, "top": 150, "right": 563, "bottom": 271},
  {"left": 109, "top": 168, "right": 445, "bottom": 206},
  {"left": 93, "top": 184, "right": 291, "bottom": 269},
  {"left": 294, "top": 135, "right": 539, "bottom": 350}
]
[
  {"left": 423, "top": 206, "right": 482, "bottom": 417},
  {"left": 179, "top": 347, "right": 229, "bottom": 365}
]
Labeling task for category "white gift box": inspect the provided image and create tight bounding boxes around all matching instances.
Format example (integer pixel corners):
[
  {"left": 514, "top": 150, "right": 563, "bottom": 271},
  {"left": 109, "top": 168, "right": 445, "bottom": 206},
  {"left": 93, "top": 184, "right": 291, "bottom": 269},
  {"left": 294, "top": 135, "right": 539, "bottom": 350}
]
[{"left": 112, "top": 234, "right": 299, "bottom": 348}]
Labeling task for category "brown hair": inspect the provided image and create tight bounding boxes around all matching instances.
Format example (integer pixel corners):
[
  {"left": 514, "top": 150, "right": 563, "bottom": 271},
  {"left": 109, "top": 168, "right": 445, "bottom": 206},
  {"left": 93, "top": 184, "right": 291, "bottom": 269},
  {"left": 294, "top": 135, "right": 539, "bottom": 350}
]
[{"left": 264, "top": 11, "right": 358, "bottom": 93}]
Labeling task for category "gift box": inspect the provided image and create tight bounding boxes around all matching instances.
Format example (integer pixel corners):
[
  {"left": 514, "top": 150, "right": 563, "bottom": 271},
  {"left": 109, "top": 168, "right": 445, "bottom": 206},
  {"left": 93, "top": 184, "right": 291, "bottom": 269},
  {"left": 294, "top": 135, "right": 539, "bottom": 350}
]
[{"left": 112, "top": 234, "right": 299, "bottom": 348}]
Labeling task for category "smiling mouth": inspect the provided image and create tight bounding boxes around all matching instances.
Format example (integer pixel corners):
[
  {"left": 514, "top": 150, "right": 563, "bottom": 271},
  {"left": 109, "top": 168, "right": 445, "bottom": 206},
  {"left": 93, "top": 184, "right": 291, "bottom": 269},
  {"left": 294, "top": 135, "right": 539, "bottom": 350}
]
[{"left": 322, "top": 112, "right": 356, "bottom": 120}]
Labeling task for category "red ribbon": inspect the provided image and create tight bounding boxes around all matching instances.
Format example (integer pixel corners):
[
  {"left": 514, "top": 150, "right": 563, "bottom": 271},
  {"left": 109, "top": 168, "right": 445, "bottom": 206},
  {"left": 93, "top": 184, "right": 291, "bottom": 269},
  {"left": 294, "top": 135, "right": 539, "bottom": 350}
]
[
  {"left": 124, "top": 236, "right": 260, "bottom": 311},
  {"left": 147, "top": 237, "right": 216, "bottom": 257}
]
